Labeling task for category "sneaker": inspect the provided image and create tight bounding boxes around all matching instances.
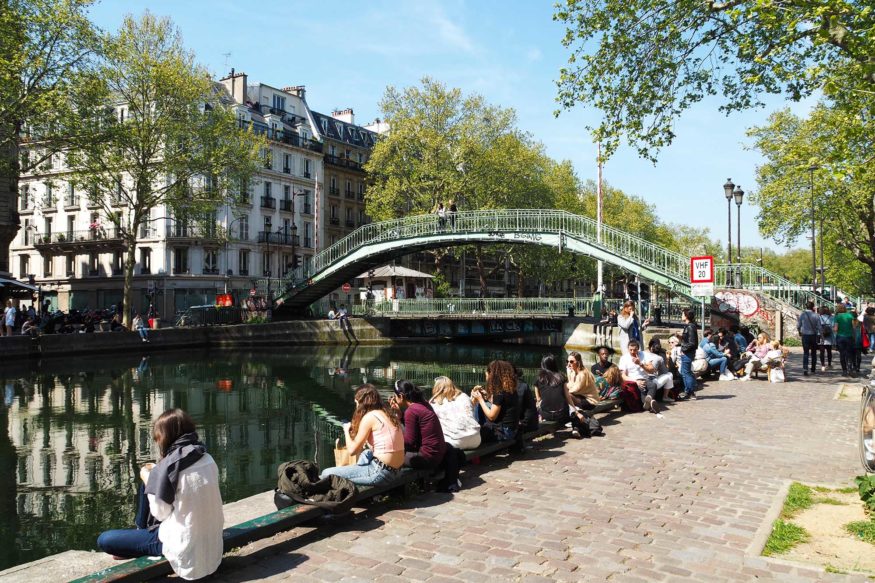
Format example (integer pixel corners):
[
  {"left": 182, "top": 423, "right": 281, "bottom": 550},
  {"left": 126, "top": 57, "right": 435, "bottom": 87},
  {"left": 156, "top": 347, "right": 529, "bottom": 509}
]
[
  {"left": 803, "top": 371, "right": 809, "bottom": 376},
  {"left": 675, "top": 393, "right": 688, "bottom": 401},
  {"left": 643, "top": 395, "right": 653, "bottom": 411},
  {"left": 687, "top": 392, "right": 698, "bottom": 400},
  {"left": 719, "top": 372, "right": 736, "bottom": 381},
  {"left": 571, "top": 428, "right": 581, "bottom": 439},
  {"left": 738, "top": 375, "right": 751, "bottom": 382},
  {"left": 650, "top": 399, "right": 660, "bottom": 414},
  {"left": 821, "top": 366, "right": 826, "bottom": 372}
]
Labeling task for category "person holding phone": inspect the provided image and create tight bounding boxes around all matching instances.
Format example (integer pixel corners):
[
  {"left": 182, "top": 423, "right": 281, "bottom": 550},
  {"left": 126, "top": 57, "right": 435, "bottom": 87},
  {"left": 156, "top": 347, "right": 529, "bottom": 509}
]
[{"left": 96, "top": 409, "right": 223, "bottom": 580}]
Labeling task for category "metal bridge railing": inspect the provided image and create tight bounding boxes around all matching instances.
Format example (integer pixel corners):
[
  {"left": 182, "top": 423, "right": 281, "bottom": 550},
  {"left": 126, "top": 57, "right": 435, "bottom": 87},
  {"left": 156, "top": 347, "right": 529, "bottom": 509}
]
[
  {"left": 715, "top": 264, "right": 835, "bottom": 312},
  {"left": 278, "top": 209, "right": 692, "bottom": 300}
]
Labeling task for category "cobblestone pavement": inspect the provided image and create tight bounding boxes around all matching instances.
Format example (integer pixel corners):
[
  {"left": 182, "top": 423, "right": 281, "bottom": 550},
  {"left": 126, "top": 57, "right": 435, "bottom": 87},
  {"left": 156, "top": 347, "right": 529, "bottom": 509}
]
[{"left": 183, "top": 364, "right": 869, "bottom": 582}]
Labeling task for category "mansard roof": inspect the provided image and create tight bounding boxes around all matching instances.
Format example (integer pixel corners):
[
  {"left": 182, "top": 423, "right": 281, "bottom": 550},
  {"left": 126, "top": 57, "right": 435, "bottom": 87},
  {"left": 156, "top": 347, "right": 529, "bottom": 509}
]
[{"left": 311, "top": 111, "right": 378, "bottom": 149}]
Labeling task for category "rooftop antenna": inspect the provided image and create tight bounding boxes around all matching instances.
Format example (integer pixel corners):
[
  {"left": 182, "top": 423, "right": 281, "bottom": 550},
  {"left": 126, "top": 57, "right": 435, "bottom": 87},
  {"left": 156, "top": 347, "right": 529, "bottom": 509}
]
[{"left": 222, "top": 52, "right": 232, "bottom": 72}]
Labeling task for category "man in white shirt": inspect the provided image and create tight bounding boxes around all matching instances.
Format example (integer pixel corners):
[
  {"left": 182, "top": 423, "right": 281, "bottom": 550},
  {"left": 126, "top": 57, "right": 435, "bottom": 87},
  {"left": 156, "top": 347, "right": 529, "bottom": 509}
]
[{"left": 618, "top": 340, "right": 659, "bottom": 413}]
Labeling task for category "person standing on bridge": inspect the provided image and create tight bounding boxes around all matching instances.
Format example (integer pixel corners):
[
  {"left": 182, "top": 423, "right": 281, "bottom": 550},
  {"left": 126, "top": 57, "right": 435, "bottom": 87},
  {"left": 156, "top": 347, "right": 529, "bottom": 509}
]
[
  {"left": 448, "top": 200, "right": 458, "bottom": 230},
  {"left": 436, "top": 202, "right": 447, "bottom": 229},
  {"left": 797, "top": 301, "right": 821, "bottom": 376}
]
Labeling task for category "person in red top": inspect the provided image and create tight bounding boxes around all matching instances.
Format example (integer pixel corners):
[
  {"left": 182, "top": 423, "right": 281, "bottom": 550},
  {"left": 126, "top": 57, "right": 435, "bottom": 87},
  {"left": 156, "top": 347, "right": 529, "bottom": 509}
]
[{"left": 391, "top": 380, "right": 447, "bottom": 470}]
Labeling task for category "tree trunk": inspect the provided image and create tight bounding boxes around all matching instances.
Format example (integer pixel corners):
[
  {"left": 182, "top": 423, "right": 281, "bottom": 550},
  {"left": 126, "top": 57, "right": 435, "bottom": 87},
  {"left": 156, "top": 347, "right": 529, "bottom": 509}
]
[{"left": 122, "top": 234, "right": 138, "bottom": 328}]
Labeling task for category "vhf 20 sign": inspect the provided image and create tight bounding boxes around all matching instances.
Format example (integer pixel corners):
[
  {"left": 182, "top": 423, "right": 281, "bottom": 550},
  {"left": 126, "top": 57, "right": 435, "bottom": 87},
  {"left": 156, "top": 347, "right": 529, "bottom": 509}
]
[{"left": 690, "top": 256, "right": 714, "bottom": 297}]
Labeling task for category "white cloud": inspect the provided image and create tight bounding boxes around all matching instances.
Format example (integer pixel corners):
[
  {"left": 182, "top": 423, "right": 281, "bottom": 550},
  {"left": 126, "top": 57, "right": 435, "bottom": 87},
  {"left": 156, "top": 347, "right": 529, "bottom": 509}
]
[{"left": 526, "top": 47, "right": 542, "bottom": 62}]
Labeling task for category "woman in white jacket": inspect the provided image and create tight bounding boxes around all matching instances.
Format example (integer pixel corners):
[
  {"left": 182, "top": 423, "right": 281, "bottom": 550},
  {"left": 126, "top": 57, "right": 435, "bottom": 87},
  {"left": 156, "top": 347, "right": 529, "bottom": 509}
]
[
  {"left": 97, "top": 409, "right": 224, "bottom": 580},
  {"left": 430, "top": 376, "right": 481, "bottom": 450}
]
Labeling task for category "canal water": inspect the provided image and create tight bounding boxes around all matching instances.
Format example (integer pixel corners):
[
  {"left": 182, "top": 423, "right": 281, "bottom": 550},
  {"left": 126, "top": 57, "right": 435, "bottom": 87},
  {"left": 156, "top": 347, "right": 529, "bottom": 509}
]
[{"left": 0, "top": 342, "right": 592, "bottom": 571}]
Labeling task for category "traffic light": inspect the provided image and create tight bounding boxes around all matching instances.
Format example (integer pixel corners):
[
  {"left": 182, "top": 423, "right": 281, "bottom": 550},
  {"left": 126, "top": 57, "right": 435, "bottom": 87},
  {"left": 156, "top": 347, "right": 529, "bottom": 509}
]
[
  {"left": 640, "top": 283, "right": 651, "bottom": 302},
  {"left": 626, "top": 282, "right": 638, "bottom": 302}
]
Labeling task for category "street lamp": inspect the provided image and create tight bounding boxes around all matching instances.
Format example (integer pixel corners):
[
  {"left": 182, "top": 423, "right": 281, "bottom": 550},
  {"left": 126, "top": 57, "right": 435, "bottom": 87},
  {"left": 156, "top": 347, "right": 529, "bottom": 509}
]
[
  {"left": 733, "top": 184, "right": 744, "bottom": 286},
  {"left": 808, "top": 164, "right": 818, "bottom": 293},
  {"left": 723, "top": 178, "right": 735, "bottom": 286}
]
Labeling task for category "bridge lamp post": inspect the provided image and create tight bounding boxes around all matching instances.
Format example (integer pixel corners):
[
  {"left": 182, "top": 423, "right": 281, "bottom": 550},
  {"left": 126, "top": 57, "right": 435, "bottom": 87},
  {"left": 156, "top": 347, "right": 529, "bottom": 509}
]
[
  {"left": 733, "top": 185, "right": 744, "bottom": 287},
  {"left": 224, "top": 215, "right": 246, "bottom": 294},
  {"left": 723, "top": 178, "right": 735, "bottom": 287},
  {"left": 808, "top": 164, "right": 818, "bottom": 294}
]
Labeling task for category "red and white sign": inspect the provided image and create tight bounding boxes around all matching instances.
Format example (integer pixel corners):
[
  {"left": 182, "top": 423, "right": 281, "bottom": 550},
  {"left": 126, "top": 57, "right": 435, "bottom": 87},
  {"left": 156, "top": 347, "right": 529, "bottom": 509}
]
[
  {"left": 690, "top": 256, "right": 715, "bottom": 297},
  {"left": 341, "top": 283, "right": 352, "bottom": 293}
]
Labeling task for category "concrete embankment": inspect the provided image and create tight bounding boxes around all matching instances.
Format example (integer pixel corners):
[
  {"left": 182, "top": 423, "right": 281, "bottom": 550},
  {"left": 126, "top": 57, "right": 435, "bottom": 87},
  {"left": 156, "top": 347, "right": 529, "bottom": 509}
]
[{"left": 0, "top": 318, "right": 394, "bottom": 360}]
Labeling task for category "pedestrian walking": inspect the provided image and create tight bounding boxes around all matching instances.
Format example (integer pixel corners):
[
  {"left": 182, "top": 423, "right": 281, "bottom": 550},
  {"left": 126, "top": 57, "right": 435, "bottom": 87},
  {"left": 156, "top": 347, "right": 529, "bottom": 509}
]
[
  {"left": 3, "top": 300, "right": 16, "bottom": 336},
  {"left": 818, "top": 305, "right": 834, "bottom": 370},
  {"left": 834, "top": 304, "right": 858, "bottom": 376},
  {"left": 797, "top": 301, "right": 820, "bottom": 376}
]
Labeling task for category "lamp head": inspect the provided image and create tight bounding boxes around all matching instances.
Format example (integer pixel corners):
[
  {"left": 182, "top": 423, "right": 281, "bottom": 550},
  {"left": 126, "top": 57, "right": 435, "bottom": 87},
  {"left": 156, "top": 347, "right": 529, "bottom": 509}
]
[
  {"left": 733, "top": 186, "right": 744, "bottom": 206},
  {"left": 723, "top": 178, "right": 735, "bottom": 199}
]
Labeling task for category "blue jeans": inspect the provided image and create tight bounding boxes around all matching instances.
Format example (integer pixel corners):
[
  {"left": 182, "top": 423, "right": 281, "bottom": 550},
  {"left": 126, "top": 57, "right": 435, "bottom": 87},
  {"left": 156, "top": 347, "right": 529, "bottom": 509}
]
[
  {"left": 97, "top": 485, "right": 162, "bottom": 558},
  {"left": 680, "top": 354, "right": 696, "bottom": 395},
  {"left": 801, "top": 334, "right": 818, "bottom": 372},
  {"left": 320, "top": 449, "right": 398, "bottom": 486},
  {"left": 137, "top": 327, "right": 148, "bottom": 340},
  {"left": 836, "top": 335, "right": 856, "bottom": 373},
  {"left": 708, "top": 356, "right": 728, "bottom": 375}
]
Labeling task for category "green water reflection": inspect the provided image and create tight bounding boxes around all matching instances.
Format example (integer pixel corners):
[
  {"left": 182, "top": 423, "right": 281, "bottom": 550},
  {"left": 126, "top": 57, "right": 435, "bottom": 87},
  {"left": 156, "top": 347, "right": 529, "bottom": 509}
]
[{"left": 0, "top": 342, "right": 577, "bottom": 570}]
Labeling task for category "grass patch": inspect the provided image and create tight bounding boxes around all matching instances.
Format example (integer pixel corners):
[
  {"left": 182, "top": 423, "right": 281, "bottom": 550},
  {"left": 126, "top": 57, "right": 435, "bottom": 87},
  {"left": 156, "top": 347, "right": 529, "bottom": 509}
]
[
  {"left": 835, "top": 486, "right": 858, "bottom": 494},
  {"left": 824, "top": 564, "right": 847, "bottom": 574},
  {"left": 763, "top": 519, "right": 810, "bottom": 556},
  {"left": 781, "top": 482, "right": 815, "bottom": 519},
  {"left": 844, "top": 520, "right": 875, "bottom": 545},
  {"left": 813, "top": 496, "right": 847, "bottom": 506},
  {"left": 813, "top": 486, "right": 832, "bottom": 493}
]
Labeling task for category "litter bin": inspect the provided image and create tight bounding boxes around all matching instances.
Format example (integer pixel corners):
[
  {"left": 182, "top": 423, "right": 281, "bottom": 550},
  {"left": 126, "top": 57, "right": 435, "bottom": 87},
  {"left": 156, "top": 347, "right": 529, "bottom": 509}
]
[{"left": 149, "top": 318, "right": 160, "bottom": 330}]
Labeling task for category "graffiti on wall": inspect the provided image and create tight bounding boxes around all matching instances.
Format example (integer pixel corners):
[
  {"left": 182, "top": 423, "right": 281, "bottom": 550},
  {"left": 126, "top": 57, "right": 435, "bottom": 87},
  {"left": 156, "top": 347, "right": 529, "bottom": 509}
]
[{"left": 715, "top": 290, "right": 774, "bottom": 325}]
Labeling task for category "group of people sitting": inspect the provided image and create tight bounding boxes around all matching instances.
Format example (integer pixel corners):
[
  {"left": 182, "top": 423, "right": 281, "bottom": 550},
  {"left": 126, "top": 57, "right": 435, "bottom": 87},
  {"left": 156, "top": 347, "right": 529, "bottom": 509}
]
[{"left": 320, "top": 355, "right": 622, "bottom": 489}]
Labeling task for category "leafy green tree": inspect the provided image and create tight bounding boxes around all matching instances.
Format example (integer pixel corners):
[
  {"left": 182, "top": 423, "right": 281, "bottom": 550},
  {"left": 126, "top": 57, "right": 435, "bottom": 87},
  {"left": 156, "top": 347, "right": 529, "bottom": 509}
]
[
  {"left": 554, "top": 0, "right": 875, "bottom": 161},
  {"left": 64, "top": 13, "right": 264, "bottom": 324},
  {"left": 0, "top": 0, "right": 97, "bottom": 271},
  {"left": 748, "top": 97, "right": 875, "bottom": 292}
]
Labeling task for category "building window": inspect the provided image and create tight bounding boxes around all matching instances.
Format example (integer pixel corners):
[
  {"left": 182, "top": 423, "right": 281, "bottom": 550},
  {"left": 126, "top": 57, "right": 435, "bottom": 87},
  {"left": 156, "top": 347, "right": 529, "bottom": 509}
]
[
  {"left": 43, "top": 217, "right": 52, "bottom": 241},
  {"left": 66, "top": 254, "right": 75, "bottom": 277},
  {"left": 204, "top": 250, "right": 218, "bottom": 274},
  {"left": 283, "top": 184, "right": 290, "bottom": 201},
  {"left": 329, "top": 144, "right": 336, "bottom": 156},
  {"left": 23, "top": 219, "right": 31, "bottom": 245},
  {"left": 239, "top": 178, "right": 251, "bottom": 203},
  {"left": 19, "top": 185, "right": 30, "bottom": 209},
  {"left": 140, "top": 247, "right": 151, "bottom": 274},
  {"left": 65, "top": 182, "right": 78, "bottom": 207},
  {"left": 44, "top": 182, "right": 54, "bottom": 207},
  {"left": 330, "top": 205, "right": 338, "bottom": 218},
  {"left": 238, "top": 216, "right": 249, "bottom": 240},
  {"left": 89, "top": 252, "right": 98, "bottom": 276},
  {"left": 43, "top": 254, "right": 53, "bottom": 277},
  {"left": 304, "top": 222, "right": 312, "bottom": 248},
  {"left": 19, "top": 255, "right": 29, "bottom": 278},
  {"left": 358, "top": 209, "right": 365, "bottom": 226},
  {"left": 358, "top": 152, "right": 364, "bottom": 164},
  {"left": 282, "top": 253, "right": 291, "bottom": 275},
  {"left": 272, "top": 94, "right": 285, "bottom": 111},
  {"left": 264, "top": 181, "right": 272, "bottom": 197},
  {"left": 304, "top": 158, "right": 311, "bottom": 177},
  {"left": 173, "top": 248, "right": 188, "bottom": 274},
  {"left": 283, "top": 154, "right": 291, "bottom": 173},
  {"left": 238, "top": 249, "right": 249, "bottom": 275},
  {"left": 262, "top": 251, "right": 272, "bottom": 277},
  {"left": 304, "top": 254, "right": 311, "bottom": 270},
  {"left": 66, "top": 215, "right": 75, "bottom": 238},
  {"left": 263, "top": 216, "right": 272, "bottom": 231},
  {"left": 261, "top": 147, "right": 272, "bottom": 170},
  {"left": 112, "top": 251, "right": 123, "bottom": 275}
]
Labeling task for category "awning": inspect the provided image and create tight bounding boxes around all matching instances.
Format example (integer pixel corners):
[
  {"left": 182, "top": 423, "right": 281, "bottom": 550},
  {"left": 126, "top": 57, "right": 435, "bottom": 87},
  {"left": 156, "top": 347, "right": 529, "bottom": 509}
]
[
  {"left": 357, "top": 265, "right": 434, "bottom": 279},
  {"left": 0, "top": 277, "right": 39, "bottom": 298}
]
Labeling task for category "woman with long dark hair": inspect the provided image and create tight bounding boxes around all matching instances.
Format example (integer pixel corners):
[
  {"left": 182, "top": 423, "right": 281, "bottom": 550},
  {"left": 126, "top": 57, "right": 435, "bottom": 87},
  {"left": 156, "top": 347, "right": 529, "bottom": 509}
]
[
  {"left": 392, "top": 380, "right": 447, "bottom": 470},
  {"left": 535, "top": 355, "right": 588, "bottom": 438},
  {"left": 677, "top": 308, "right": 699, "bottom": 400},
  {"left": 471, "top": 360, "right": 521, "bottom": 442},
  {"left": 321, "top": 384, "right": 404, "bottom": 485},
  {"left": 96, "top": 409, "right": 223, "bottom": 580}
]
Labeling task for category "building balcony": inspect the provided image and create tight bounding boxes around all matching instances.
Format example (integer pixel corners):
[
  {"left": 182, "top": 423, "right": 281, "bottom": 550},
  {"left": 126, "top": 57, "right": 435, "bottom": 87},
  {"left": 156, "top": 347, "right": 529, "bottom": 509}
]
[
  {"left": 303, "top": 171, "right": 312, "bottom": 178},
  {"left": 324, "top": 154, "right": 363, "bottom": 171},
  {"left": 261, "top": 196, "right": 276, "bottom": 209},
  {"left": 302, "top": 203, "right": 313, "bottom": 215},
  {"left": 328, "top": 186, "right": 340, "bottom": 196},
  {"left": 33, "top": 228, "right": 125, "bottom": 252},
  {"left": 345, "top": 219, "right": 355, "bottom": 228},
  {"left": 257, "top": 231, "right": 299, "bottom": 246},
  {"left": 167, "top": 225, "right": 219, "bottom": 241},
  {"left": 329, "top": 217, "right": 340, "bottom": 226},
  {"left": 357, "top": 193, "right": 365, "bottom": 201},
  {"left": 203, "top": 267, "right": 220, "bottom": 275},
  {"left": 239, "top": 120, "right": 324, "bottom": 153},
  {"left": 303, "top": 238, "right": 313, "bottom": 249},
  {"left": 172, "top": 267, "right": 189, "bottom": 275},
  {"left": 279, "top": 199, "right": 293, "bottom": 212},
  {"left": 344, "top": 190, "right": 355, "bottom": 199},
  {"left": 64, "top": 198, "right": 80, "bottom": 210}
]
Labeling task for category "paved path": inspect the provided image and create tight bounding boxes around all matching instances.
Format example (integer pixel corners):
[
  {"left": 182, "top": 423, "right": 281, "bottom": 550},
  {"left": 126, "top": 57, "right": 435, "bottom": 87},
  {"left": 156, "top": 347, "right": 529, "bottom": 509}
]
[{"left": 175, "top": 364, "right": 868, "bottom": 582}]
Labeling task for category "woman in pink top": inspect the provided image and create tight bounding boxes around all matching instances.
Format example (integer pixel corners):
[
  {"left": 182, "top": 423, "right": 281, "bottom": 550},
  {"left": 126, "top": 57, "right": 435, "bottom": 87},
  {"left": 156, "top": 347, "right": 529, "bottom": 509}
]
[
  {"left": 320, "top": 384, "right": 405, "bottom": 486},
  {"left": 739, "top": 332, "right": 772, "bottom": 381}
]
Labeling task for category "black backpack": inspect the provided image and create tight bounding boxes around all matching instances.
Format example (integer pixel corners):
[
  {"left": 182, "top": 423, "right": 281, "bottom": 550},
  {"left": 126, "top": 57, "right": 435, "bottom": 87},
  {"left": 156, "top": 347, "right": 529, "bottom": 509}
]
[{"left": 274, "top": 460, "right": 357, "bottom": 514}]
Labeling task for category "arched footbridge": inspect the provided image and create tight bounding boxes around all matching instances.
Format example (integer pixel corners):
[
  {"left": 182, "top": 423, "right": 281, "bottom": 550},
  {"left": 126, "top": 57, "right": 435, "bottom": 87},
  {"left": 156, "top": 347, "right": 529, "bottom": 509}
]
[{"left": 271, "top": 209, "right": 830, "bottom": 316}]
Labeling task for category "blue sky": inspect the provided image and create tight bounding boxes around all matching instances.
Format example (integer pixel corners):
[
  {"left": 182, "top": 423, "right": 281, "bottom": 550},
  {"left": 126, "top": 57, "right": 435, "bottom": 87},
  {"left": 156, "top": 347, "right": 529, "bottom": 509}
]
[{"left": 88, "top": 0, "right": 813, "bottom": 253}]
